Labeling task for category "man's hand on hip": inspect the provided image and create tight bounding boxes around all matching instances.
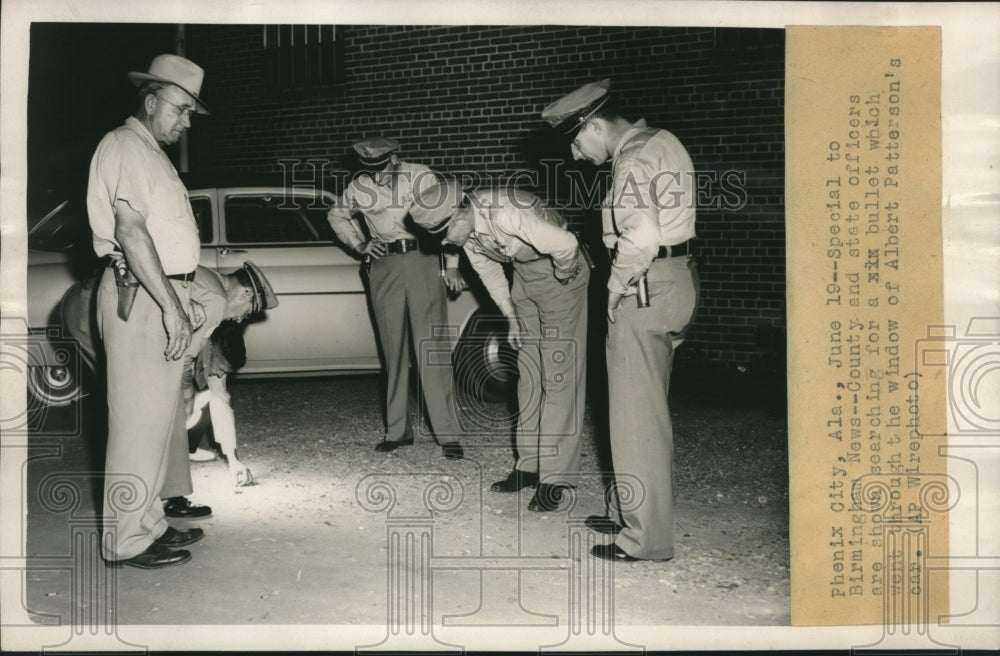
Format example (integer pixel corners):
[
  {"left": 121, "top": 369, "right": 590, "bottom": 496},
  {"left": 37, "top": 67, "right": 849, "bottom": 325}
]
[
  {"left": 188, "top": 299, "right": 207, "bottom": 330},
  {"left": 358, "top": 240, "right": 386, "bottom": 259},
  {"left": 554, "top": 261, "right": 580, "bottom": 285}
]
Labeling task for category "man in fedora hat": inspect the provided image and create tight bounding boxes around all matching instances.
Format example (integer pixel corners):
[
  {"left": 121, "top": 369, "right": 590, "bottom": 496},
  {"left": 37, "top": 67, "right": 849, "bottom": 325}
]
[
  {"left": 87, "top": 53, "right": 214, "bottom": 569},
  {"left": 541, "top": 79, "right": 700, "bottom": 563},
  {"left": 410, "top": 180, "right": 590, "bottom": 513},
  {"left": 327, "top": 137, "right": 465, "bottom": 460}
]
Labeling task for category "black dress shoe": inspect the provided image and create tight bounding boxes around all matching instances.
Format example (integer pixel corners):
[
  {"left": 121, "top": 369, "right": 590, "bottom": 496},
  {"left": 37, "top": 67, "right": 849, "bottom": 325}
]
[
  {"left": 590, "top": 543, "right": 673, "bottom": 563},
  {"left": 490, "top": 469, "right": 539, "bottom": 493},
  {"left": 527, "top": 484, "right": 567, "bottom": 512},
  {"left": 585, "top": 514, "right": 623, "bottom": 535},
  {"left": 163, "top": 496, "right": 212, "bottom": 519},
  {"left": 590, "top": 543, "right": 639, "bottom": 562},
  {"left": 154, "top": 526, "right": 204, "bottom": 548},
  {"left": 375, "top": 435, "right": 414, "bottom": 452},
  {"left": 107, "top": 542, "right": 191, "bottom": 569},
  {"left": 442, "top": 443, "right": 464, "bottom": 460}
]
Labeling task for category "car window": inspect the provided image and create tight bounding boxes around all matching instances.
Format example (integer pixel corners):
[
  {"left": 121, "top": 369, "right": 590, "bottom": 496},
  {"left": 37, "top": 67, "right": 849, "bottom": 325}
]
[
  {"left": 27, "top": 201, "right": 92, "bottom": 252},
  {"left": 304, "top": 208, "right": 338, "bottom": 242},
  {"left": 224, "top": 195, "right": 331, "bottom": 244},
  {"left": 190, "top": 196, "right": 213, "bottom": 243}
]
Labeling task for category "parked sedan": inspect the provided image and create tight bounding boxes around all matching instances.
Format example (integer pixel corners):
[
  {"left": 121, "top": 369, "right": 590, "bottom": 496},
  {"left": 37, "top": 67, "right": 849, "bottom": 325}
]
[{"left": 25, "top": 186, "right": 515, "bottom": 407}]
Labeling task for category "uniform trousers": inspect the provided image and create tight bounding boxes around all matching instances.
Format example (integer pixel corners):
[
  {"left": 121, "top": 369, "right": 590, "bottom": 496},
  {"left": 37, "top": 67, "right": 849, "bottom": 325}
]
[
  {"left": 96, "top": 269, "right": 190, "bottom": 560},
  {"left": 510, "top": 255, "right": 589, "bottom": 487},
  {"left": 606, "top": 255, "right": 698, "bottom": 560},
  {"left": 159, "top": 402, "right": 196, "bottom": 500},
  {"left": 368, "top": 250, "right": 461, "bottom": 443}
]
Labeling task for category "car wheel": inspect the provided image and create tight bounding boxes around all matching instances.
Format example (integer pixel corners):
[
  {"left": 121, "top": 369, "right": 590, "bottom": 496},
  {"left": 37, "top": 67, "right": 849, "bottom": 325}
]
[
  {"left": 453, "top": 310, "right": 517, "bottom": 404},
  {"left": 26, "top": 356, "right": 83, "bottom": 408}
]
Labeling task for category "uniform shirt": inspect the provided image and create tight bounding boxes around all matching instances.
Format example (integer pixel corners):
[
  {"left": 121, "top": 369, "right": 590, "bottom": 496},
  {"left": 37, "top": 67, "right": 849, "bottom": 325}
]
[
  {"left": 183, "top": 337, "right": 237, "bottom": 457},
  {"left": 186, "top": 266, "right": 228, "bottom": 356},
  {"left": 327, "top": 161, "right": 437, "bottom": 248},
  {"left": 602, "top": 119, "right": 696, "bottom": 295},
  {"left": 87, "top": 116, "right": 200, "bottom": 275},
  {"left": 463, "top": 188, "right": 579, "bottom": 317},
  {"left": 181, "top": 267, "right": 230, "bottom": 435}
]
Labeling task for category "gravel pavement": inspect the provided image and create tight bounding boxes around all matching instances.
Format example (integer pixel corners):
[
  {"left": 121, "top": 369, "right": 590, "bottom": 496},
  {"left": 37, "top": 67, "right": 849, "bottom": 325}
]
[{"left": 23, "top": 364, "right": 789, "bottom": 643}]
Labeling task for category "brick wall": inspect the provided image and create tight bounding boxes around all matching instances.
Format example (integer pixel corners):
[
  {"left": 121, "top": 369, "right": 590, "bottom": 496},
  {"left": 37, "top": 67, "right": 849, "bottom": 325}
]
[{"left": 183, "top": 24, "right": 785, "bottom": 370}]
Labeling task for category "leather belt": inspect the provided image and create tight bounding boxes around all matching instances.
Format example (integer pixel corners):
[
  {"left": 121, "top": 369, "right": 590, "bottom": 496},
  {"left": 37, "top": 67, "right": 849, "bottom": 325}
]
[
  {"left": 654, "top": 240, "right": 692, "bottom": 259},
  {"left": 384, "top": 239, "right": 419, "bottom": 254},
  {"left": 608, "top": 240, "right": 692, "bottom": 261},
  {"left": 107, "top": 257, "right": 194, "bottom": 282}
]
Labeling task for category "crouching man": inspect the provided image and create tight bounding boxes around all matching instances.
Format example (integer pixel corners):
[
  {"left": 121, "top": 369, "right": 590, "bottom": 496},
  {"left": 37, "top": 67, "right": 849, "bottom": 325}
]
[
  {"left": 60, "top": 261, "right": 277, "bottom": 563},
  {"left": 180, "top": 321, "right": 255, "bottom": 487},
  {"left": 157, "top": 262, "right": 276, "bottom": 519}
]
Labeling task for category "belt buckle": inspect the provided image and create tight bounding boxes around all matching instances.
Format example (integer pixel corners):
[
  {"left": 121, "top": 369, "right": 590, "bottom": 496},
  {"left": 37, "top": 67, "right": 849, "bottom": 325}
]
[{"left": 399, "top": 239, "right": 410, "bottom": 254}]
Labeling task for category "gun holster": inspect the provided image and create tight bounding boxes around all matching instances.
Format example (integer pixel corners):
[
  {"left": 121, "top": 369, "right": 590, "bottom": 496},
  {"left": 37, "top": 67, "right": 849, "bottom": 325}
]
[
  {"left": 573, "top": 232, "right": 596, "bottom": 271},
  {"left": 109, "top": 256, "right": 140, "bottom": 322}
]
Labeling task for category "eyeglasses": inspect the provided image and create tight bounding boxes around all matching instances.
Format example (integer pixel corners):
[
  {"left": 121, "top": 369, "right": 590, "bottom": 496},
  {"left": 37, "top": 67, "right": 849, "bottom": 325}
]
[{"left": 157, "top": 95, "right": 197, "bottom": 120}]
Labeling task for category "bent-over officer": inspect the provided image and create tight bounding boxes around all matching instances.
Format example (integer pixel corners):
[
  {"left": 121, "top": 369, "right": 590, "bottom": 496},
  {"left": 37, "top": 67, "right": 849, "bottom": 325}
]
[
  {"left": 61, "top": 262, "right": 277, "bottom": 520},
  {"left": 87, "top": 54, "right": 211, "bottom": 569},
  {"left": 542, "top": 79, "right": 699, "bottom": 562},
  {"left": 327, "top": 138, "right": 464, "bottom": 459},
  {"left": 160, "top": 262, "right": 278, "bottom": 513},
  {"left": 181, "top": 321, "right": 253, "bottom": 485},
  {"left": 410, "top": 182, "right": 590, "bottom": 512}
]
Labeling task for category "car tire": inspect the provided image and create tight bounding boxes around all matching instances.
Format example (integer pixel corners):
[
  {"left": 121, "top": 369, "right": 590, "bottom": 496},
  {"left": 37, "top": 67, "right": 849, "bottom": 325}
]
[
  {"left": 25, "top": 346, "right": 83, "bottom": 408},
  {"left": 453, "top": 310, "right": 517, "bottom": 404}
]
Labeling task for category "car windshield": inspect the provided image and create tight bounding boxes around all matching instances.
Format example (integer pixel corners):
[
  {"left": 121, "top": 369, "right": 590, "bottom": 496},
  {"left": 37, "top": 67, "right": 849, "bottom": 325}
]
[{"left": 28, "top": 200, "right": 93, "bottom": 252}]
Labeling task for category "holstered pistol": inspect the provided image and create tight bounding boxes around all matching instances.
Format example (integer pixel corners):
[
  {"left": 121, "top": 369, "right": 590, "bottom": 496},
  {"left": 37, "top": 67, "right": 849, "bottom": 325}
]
[{"left": 110, "top": 256, "right": 140, "bottom": 321}]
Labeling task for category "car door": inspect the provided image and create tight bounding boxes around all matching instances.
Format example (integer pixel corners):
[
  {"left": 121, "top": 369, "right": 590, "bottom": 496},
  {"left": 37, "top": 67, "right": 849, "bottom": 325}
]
[{"left": 212, "top": 187, "right": 380, "bottom": 374}]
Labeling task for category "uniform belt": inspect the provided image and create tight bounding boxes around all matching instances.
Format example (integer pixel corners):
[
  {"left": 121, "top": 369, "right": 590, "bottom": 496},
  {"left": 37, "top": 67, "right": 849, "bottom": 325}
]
[
  {"left": 106, "top": 258, "right": 194, "bottom": 282},
  {"left": 607, "top": 240, "right": 692, "bottom": 261},
  {"left": 384, "top": 239, "right": 419, "bottom": 254},
  {"left": 654, "top": 240, "right": 692, "bottom": 259}
]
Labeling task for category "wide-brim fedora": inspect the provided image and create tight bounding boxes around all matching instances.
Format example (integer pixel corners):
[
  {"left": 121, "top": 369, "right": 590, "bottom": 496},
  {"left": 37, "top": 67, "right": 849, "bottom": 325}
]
[{"left": 129, "top": 54, "right": 210, "bottom": 115}]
